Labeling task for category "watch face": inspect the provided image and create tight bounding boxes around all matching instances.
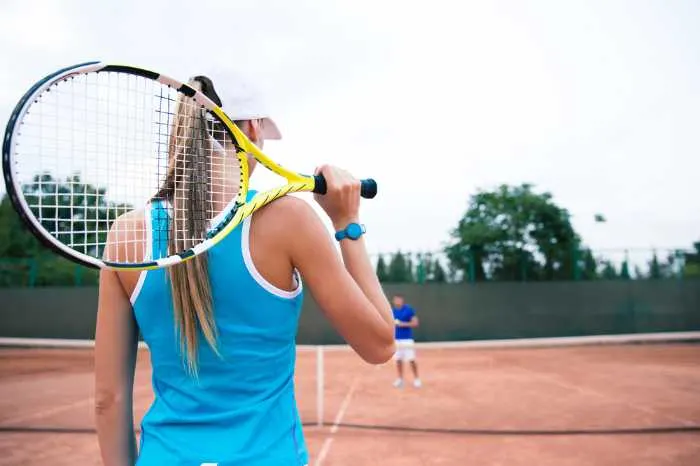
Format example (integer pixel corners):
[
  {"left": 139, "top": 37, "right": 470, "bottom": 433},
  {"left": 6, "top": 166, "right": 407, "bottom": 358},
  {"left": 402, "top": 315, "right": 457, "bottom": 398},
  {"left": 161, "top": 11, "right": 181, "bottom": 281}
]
[{"left": 346, "top": 223, "right": 363, "bottom": 239}]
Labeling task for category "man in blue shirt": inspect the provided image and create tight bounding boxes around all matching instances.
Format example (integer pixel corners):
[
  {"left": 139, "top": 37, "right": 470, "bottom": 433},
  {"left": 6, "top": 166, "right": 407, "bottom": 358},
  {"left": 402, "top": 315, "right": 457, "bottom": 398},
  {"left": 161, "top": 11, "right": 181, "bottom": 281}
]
[{"left": 392, "top": 294, "right": 422, "bottom": 388}]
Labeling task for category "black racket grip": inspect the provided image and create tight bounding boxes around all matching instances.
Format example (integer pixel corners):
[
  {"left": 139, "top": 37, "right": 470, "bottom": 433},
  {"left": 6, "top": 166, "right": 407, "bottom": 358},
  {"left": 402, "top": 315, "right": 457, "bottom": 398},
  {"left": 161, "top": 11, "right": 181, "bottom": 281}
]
[{"left": 312, "top": 175, "right": 377, "bottom": 199}]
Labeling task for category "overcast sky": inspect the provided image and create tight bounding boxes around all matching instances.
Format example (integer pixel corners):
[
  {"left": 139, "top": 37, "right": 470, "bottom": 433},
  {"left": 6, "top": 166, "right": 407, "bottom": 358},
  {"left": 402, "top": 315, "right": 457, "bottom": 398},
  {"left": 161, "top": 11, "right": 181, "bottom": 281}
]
[{"left": 1, "top": 0, "right": 698, "bottom": 259}]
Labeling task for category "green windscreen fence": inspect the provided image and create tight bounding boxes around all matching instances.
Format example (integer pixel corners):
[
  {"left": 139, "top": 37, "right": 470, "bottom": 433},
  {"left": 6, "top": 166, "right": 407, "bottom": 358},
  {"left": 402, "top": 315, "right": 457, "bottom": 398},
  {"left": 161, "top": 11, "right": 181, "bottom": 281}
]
[{"left": 1, "top": 281, "right": 698, "bottom": 343}]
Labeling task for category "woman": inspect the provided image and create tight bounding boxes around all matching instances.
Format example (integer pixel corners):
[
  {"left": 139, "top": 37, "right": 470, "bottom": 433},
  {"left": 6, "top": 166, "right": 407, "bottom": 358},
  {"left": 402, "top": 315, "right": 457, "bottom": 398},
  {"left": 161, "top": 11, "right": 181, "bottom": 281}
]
[{"left": 94, "top": 75, "right": 395, "bottom": 465}]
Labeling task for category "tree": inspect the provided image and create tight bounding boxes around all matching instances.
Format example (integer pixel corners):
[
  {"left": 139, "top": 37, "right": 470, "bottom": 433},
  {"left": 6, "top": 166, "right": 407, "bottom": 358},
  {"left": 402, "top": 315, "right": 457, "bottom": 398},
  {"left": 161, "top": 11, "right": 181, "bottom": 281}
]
[
  {"left": 579, "top": 248, "right": 598, "bottom": 280},
  {"left": 445, "top": 183, "right": 581, "bottom": 282},
  {"left": 600, "top": 260, "right": 617, "bottom": 280},
  {"left": 0, "top": 172, "right": 131, "bottom": 287},
  {"left": 0, "top": 195, "right": 44, "bottom": 258},
  {"left": 19, "top": 172, "right": 131, "bottom": 258},
  {"left": 658, "top": 251, "right": 680, "bottom": 278},
  {"left": 648, "top": 251, "right": 662, "bottom": 279},
  {"left": 431, "top": 259, "right": 447, "bottom": 283},
  {"left": 619, "top": 259, "right": 631, "bottom": 280},
  {"left": 387, "top": 251, "right": 412, "bottom": 283},
  {"left": 406, "top": 254, "right": 415, "bottom": 283},
  {"left": 682, "top": 242, "right": 700, "bottom": 278},
  {"left": 375, "top": 254, "right": 389, "bottom": 282}
]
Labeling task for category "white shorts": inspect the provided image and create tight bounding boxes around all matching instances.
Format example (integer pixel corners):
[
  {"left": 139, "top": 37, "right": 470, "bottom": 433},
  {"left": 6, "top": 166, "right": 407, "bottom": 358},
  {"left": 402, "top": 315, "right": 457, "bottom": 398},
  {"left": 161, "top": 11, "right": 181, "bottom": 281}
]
[{"left": 394, "top": 339, "right": 416, "bottom": 362}]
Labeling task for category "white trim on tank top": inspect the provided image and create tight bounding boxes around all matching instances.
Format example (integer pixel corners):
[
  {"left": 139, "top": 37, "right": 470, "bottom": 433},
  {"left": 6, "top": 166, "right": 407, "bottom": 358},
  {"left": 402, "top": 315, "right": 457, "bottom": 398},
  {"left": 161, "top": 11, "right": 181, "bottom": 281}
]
[
  {"left": 129, "top": 202, "right": 153, "bottom": 305},
  {"left": 241, "top": 215, "right": 303, "bottom": 299}
]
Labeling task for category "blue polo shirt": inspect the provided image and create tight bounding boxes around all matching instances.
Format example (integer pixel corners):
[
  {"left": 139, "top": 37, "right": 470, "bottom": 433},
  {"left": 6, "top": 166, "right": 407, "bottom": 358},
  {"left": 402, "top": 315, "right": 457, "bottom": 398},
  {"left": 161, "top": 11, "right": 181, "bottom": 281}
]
[{"left": 393, "top": 304, "right": 416, "bottom": 340}]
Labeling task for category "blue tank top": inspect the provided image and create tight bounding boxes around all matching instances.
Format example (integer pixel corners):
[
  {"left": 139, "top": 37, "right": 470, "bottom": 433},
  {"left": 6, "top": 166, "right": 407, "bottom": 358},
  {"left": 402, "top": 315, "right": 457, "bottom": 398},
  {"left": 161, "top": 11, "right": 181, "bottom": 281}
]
[{"left": 131, "top": 193, "right": 308, "bottom": 466}]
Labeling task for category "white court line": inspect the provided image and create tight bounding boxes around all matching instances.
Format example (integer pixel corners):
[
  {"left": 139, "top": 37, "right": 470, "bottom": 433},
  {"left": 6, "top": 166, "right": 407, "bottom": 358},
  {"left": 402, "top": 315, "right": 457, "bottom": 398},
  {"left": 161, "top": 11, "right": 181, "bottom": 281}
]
[
  {"left": 308, "top": 331, "right": 700, "bottom": 352},
  {"left": 314, "top": 376, "right": 361, "bottom": 466},
  {"left": 314, "top": 438, "right": 334, "bottom": 466},
  {"left": 0, "top": 337, "right": 149, "bottom": 349},
  {"left": 1, "top": 332, "right": 698, "bottom": 353}
]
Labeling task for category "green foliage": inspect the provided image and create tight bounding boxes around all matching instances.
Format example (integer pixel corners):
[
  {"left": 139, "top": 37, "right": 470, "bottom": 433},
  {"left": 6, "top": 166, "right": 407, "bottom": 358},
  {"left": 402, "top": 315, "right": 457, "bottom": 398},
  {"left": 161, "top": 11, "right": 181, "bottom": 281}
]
[
  {"left": 682, "top": 242, "right": 700, "bottom": 278},
  {"left": 414, "top": 253, "right": 448, "bottom": 284},
  {"left": 380, "top": 251, "right": 450, "bottom": 284},
  {"left": 445, "top": 183, "right": 581, "bottom": 282},
  {"left": 600, "top": 260, "right": 617, "bottom": 279},
  {"left": 431, "top": 259, "right": 447, "bottom": 283},
  {"left": 684, "top": 263, "right": 700, "bottom": 278},
  {"left": 0, "top": 196, "right": 45, "bottom": 257},
  {"left": 376, "top": 254, "right": 389, "bottom": 282},
  {"left": 642, "top": 250, "right": 686, "bottom": 279},
  {"left": 619, "top": 259, "right": 631, "bottom": 280},
  {"left": 648, "top": 252, "right": 662, "bottom": 279},
  {"left": 658, "top": 251, "right": 681, "bottom": 278},
  {"left": 20, "top": 172, "right": 130, "bottom": 258},
  {"left": 579, "top": 249, "right": 598, "bottom": 280},
  {"left": 1, "top": 172, "right": 130, "bottom": 287},
  {"left": 405, "top": 254, "right": 415, "bottom": 283},
  {"left": 387, "top": 251, "right": 412, "bottom": 283}
]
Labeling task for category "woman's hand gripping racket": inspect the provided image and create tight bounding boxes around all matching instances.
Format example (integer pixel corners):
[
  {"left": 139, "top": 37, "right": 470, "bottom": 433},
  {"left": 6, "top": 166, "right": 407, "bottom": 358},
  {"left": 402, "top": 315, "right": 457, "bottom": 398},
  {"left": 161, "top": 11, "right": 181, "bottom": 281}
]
[{"left": 2, "top": 62, "right": 377, "bottom": 270}]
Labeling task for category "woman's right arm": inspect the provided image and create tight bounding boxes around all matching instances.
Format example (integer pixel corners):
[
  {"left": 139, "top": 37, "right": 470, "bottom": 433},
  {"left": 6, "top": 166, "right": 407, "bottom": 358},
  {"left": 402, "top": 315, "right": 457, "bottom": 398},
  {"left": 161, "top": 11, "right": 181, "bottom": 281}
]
[
  {"left": 94, "top": 267, "right": 139, "bottom": 466},
  {"left": 286, "top": 166, "right": 395, "bottom": 364},
  {"left": 94, "top": 215, "right": 141, "bottom": 465}
]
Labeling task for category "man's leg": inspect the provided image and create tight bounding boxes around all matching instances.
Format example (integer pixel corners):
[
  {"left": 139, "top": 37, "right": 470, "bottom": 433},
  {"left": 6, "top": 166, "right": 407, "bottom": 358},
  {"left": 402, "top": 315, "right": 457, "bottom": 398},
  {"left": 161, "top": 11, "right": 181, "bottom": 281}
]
[
  {"left": 393, "top": 360, "right": 404, "bottom": 388},
  {"left": 410, "top": 360, "right": 420, "bottom": 379},
  {"left": 406, "top": 346, "right": 422, "bottom": 388}
]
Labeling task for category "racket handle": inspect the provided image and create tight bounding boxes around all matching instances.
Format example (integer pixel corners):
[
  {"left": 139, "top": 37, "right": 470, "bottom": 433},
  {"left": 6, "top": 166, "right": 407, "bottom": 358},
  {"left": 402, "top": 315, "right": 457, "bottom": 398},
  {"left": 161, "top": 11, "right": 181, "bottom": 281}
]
[{"left": 312, "top": 175, "right": 377, "bottom": 199}]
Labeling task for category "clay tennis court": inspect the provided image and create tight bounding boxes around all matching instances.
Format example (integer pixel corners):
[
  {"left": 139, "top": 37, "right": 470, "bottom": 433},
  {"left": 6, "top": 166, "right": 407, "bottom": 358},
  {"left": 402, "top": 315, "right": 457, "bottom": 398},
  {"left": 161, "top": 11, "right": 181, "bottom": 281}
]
[{"left": 1, "top": 337, "right": 699, "bottom": 465}]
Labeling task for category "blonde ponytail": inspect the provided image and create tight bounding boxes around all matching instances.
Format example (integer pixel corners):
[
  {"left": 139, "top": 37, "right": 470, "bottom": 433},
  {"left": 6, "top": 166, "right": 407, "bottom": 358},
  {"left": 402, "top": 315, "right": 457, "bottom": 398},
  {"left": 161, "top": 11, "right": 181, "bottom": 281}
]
[{"left": 154, "top": 78, "right": 219, "bottom": 375}]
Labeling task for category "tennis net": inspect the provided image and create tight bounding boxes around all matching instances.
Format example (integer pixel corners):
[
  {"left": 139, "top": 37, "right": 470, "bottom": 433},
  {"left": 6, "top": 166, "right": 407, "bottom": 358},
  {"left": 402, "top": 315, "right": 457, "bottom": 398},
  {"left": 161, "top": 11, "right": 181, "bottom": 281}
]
[{"left": 1, "top": 333, "right": 700, "bottom": 435}]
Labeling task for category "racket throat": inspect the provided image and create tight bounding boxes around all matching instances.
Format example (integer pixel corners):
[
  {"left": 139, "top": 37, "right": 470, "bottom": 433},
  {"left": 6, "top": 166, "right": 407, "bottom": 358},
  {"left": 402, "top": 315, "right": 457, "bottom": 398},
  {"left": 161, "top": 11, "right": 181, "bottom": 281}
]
[{"left": 206, "top": 200, "right": 244, "bottom": 239}]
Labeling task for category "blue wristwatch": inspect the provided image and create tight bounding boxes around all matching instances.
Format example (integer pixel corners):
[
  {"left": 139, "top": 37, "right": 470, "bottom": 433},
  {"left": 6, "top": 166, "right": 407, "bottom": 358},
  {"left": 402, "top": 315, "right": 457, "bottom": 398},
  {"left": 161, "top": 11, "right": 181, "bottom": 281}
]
[{"left": 335, "top": 222, "right": 366, "bottom": 241}]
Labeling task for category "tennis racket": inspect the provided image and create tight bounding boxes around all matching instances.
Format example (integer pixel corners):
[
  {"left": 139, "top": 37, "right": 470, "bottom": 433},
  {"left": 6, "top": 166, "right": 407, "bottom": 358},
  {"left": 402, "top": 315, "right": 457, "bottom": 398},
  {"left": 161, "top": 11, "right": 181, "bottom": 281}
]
[{"left": 2, "top": 62, "right": 377, "bottom": 270}]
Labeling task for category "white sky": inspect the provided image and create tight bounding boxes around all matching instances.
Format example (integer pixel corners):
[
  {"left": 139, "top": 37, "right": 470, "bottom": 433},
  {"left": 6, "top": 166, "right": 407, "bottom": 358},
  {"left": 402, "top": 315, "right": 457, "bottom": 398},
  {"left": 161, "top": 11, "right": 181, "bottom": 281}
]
[{"left": 1, "top": 0, "right": 698, "bottom": 258}]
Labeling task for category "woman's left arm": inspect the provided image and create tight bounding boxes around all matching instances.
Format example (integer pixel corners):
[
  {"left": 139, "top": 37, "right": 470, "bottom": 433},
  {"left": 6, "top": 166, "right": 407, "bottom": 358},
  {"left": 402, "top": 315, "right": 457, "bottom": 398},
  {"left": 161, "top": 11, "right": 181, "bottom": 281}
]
[{"left": 94, "top": 267, "right": 139, "bottom": 466}]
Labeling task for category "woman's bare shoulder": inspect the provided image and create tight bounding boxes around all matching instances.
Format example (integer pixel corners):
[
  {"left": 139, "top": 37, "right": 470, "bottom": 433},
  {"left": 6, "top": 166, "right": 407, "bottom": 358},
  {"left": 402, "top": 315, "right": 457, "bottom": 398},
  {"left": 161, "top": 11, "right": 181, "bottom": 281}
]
[{"left": 253, "top": 196, "right": 320, "bottom": 230}]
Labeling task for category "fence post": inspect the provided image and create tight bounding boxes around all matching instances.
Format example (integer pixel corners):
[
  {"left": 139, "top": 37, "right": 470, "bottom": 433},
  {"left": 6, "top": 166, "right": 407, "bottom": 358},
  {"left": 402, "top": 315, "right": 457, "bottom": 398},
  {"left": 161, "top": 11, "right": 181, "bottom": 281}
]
[{"left": 676, "top": 249, "right": 684, "bottom": 280}]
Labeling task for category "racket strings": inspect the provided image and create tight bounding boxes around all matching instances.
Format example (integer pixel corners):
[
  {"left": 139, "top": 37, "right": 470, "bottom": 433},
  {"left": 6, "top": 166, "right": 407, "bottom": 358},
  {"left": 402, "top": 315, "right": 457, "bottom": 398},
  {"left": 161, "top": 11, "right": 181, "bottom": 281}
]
[
  {"left": 12, "top": 71, "right": 242, "bottom": 265},
  {"left": 160, "top": 90, "right": 242, "bottom": 257}
]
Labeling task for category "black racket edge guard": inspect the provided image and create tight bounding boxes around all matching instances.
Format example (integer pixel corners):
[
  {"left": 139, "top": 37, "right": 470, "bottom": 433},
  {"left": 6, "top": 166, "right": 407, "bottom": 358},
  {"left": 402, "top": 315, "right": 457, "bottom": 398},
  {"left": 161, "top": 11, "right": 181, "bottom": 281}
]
[{"left": 312, "top": 175, "right": 377, "bottom": 199}]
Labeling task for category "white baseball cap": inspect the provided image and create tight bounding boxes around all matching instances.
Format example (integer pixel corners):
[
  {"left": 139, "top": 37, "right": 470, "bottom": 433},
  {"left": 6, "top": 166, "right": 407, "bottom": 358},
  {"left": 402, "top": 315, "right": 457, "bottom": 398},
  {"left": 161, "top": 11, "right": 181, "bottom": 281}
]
[{"left": 194, "top": 72, "right": 282, "bottom": 140}]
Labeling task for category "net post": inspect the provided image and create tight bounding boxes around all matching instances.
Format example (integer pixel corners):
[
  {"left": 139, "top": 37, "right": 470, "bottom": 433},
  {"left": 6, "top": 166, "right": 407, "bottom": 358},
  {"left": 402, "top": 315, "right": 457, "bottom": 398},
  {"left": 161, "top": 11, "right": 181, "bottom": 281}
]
[{"left": 316, "top": 345, "right": 324, "bottom": 427}]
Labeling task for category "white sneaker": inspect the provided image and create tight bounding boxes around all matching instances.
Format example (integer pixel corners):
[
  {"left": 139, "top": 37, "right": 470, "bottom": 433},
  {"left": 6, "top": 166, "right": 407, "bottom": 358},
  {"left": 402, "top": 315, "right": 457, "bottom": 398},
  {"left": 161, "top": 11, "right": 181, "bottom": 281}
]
[
  {"left": 413, "top": 379, "right": 422, "bottom": 388},
  {"left": 393, "top": 378, "right": 404, "bottom": 388}
]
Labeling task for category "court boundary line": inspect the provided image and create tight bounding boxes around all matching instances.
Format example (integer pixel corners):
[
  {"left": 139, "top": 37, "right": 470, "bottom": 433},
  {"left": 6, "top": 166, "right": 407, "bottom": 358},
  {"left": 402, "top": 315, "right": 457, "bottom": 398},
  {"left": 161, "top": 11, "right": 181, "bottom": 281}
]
[
  {"left": 314, "top": 376, "right": 361, "bottom": 466},
  {"left": 304, "top": 331, "right": 700, "bottom": 352},
  {"left": 2, "top": 331, "right": 697, "bottom": 352},
  {"left": 0, "top": 337, "right": 149, "bottom": 349}
]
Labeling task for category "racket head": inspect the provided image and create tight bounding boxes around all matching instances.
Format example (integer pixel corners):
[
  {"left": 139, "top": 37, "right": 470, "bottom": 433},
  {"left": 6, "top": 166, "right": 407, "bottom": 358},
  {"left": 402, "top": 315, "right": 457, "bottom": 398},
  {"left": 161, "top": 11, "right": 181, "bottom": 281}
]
[{"left": 2, "top": 62, "right": 252, "bottom": 270}]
